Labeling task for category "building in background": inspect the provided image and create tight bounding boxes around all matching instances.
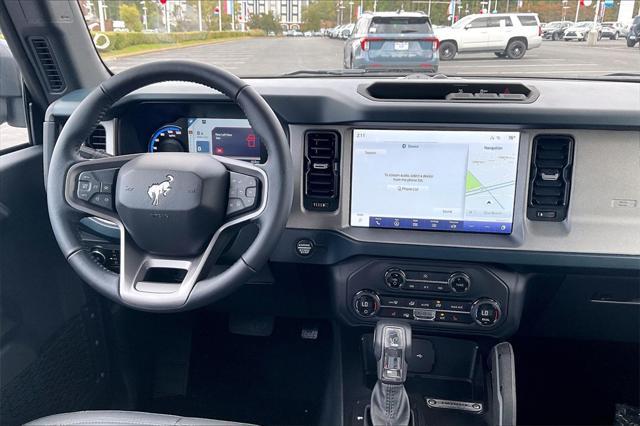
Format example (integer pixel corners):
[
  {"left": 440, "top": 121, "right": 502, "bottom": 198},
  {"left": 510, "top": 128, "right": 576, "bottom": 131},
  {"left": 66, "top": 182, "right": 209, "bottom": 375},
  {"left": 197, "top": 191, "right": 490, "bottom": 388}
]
[
  {"left": 617, "top": 0, "right": 638, "bottom": 23},
  {"left": 245, "top": 0, "right": 310, "bottom": 30}
]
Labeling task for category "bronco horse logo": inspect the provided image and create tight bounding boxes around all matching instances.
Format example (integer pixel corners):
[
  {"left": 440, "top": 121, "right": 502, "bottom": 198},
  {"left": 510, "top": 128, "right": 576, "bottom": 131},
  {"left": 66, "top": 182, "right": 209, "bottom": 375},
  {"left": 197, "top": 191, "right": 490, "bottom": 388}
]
[{"left": 147, "top": 175, "right": 174, "bottom": 206}]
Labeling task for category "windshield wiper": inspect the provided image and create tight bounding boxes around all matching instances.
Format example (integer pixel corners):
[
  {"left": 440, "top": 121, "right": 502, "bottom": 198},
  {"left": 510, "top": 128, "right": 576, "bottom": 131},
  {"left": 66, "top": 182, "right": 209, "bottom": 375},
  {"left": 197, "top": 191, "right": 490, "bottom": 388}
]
[
  {"left": 283, "top": 69, "right": 367, "bottom": 76},
  {"left": 605, "top": 72, "right": 640, "bottom": 77},
  {"left": 283, "top": 68, "right": 439, "bottom": 77}
]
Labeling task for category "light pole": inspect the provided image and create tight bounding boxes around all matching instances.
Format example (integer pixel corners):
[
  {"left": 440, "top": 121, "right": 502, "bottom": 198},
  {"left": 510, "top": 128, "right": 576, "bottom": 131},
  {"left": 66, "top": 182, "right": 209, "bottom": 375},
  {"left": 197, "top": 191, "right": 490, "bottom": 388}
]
[
  {"left": 587, "top": 0, "right": 601, "bottom": 45},
  {"left": 198, "top": 0, "right": 203, "bottom": 32},
  {"left": 349, "top": 1, "right": 354, "bottom": 23},
  {"left": 231, "top": 0, "right": 236, "bottom": 31},
  {"left": 97, "top": 0, "right": 106, "bottom": 32},
  {"left": 165, "top": 0, "right": 171, "bottom": 33},
  {"left": 140, "top": 1, "right": 148, "bottom": 31}
]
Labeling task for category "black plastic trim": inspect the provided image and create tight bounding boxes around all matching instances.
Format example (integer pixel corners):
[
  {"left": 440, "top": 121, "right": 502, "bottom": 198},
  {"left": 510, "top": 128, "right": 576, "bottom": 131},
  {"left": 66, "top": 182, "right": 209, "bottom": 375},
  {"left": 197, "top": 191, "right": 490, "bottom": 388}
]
[{"left": 271, "top": 228, "right": 640, "bottom": 271}]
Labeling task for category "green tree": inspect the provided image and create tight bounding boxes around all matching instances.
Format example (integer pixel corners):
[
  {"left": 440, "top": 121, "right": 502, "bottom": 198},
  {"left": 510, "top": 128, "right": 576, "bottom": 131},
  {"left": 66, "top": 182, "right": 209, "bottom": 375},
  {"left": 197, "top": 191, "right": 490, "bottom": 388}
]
[
  {"left": 302, "top": 0, "right": 337, "bottom": 31},
  {"left": 251, "top": 12, "right": 281, "bottom": 34},
  {"left": 119, "top": 3, "right": 142, "bottom": 32}
]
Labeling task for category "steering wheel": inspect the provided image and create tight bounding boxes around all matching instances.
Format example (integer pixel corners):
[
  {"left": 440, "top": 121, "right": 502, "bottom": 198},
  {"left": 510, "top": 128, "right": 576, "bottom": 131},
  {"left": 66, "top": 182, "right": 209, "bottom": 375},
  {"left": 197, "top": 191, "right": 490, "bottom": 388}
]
[{"left": 47, "top": 61, "right": 293, "bottom": 312}]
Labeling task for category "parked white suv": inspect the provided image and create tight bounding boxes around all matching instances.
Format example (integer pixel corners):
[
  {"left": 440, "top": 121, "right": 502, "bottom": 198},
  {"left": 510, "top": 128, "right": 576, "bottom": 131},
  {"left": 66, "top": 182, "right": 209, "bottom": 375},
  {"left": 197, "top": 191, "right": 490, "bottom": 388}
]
[{"left": 435, "top": 13, "right": 542, "bottom": 60}]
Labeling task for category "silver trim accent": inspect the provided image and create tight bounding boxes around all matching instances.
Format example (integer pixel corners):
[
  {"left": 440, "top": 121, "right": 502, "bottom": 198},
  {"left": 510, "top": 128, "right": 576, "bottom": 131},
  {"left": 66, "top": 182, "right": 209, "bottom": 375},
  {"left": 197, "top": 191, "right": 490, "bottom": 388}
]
[
  {"left": 66, "top": 154, "right": 268, "bottom": 310},
  {"left": 102, "top": 119, "right": 117, "bottom": 155},
  {"left": 590, "top": 298, "right": 640, "bottom": 306},
  {"left": 425, "top": 398, "right": 483, "bottom": 414},
  {"left": 413, "top": 308, "right": 436, "bottom": 320}
]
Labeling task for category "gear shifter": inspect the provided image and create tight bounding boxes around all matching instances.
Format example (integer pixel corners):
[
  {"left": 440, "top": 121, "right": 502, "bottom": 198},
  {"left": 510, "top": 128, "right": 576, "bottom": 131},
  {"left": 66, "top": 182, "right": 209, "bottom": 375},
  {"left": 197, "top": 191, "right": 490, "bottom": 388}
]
[{"left": 368, "top": 320, "right": 412, "bottom": 426}]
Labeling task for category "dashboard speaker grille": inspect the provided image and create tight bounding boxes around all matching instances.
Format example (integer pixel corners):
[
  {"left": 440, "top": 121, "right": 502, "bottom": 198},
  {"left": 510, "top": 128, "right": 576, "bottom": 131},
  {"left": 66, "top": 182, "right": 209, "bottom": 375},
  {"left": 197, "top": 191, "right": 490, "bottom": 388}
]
[
  {"left": 527, "top": 135, "right": 574, "bottom": 221},
  {"left": 304, "top": 131, "right": 340, "bottom": 211},
  {"left": 85, "top": 125, "right": 107, "bottom": 151},
  {"left": 29, "top": 37, "right": 65, "bottom": 93}
]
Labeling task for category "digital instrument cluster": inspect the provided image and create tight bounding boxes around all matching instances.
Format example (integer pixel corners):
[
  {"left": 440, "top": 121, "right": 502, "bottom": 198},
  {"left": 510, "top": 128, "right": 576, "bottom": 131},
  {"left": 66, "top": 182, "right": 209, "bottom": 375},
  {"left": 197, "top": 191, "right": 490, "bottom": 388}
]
[{"left": 148, "top": 118, "right": 264, "bottom": 163}]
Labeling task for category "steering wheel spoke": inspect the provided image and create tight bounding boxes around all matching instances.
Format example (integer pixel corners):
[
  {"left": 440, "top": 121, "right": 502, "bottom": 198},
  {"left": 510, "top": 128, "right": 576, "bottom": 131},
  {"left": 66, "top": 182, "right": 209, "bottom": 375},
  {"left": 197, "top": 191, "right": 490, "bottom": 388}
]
[
  {"left": 65, "top": 154, "right": 139, "bottom": 222},
  {"left": 216, "top": 155, "right": 268, "bottom": 224}
]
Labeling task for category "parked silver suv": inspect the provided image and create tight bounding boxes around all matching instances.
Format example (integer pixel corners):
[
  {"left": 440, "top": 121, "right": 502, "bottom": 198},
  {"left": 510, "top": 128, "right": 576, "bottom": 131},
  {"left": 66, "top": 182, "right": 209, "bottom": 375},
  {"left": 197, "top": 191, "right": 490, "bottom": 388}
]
[{"left": 343, "top": 12, "right": 439, "bottom": 72}]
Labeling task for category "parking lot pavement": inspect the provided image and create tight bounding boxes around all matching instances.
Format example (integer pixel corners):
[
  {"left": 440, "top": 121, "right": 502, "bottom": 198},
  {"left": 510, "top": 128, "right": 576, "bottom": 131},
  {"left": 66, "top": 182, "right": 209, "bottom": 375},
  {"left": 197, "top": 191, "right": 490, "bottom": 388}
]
[
  {"left": 105, "top": 36, "right": 639, "bottom": 79},
  {"left": 105, "top": 37, "right": 343, "bottom": 76},
  {"left": 439, "top": 39, "right": 640, "bottom": 77}
]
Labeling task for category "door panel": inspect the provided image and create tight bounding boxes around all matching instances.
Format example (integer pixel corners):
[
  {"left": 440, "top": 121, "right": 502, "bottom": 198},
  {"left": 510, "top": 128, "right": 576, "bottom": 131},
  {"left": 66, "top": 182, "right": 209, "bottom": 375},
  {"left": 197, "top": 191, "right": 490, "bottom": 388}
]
[
  {"left": 488, "top": 17, "right": 515, "bottom": 48},
  {"left": 459, "top": 17, "right": 490, "bottom": 50},
  {"left": 0, "top": 146, "right": 109, "bottom": 425}
]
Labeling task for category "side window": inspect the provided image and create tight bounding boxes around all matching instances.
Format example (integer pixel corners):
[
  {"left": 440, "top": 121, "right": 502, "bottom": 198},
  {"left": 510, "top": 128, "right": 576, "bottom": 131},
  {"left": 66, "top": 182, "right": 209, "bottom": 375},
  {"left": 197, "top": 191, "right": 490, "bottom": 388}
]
[
  {"left": 467, "top": 18, "right": 489, "bottom": 29},
  {"left": 518, "top": 15, "right": 539, "bottom": 26},
  {"left": 354, "top": 18, "right": 367, "bottom": 36},
  {"left": 0, "top": 37, "right": 29, "bottom": 152},
  {"left": 489, "top": 17, "right": 513, "bottom": 27}
]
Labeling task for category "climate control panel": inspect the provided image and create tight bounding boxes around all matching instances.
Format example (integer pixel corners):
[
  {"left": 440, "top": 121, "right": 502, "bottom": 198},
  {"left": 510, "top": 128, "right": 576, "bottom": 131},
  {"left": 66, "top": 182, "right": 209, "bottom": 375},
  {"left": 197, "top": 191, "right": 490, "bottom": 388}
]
[
  {"left": 353, "top": 291, "right": 501, "bottom": 327},
  {"left": 343, "top": 260, "right": 514, "bottom": 335},
  {"left": 384, "top": 268, "right": 471, "bottom": 293}
]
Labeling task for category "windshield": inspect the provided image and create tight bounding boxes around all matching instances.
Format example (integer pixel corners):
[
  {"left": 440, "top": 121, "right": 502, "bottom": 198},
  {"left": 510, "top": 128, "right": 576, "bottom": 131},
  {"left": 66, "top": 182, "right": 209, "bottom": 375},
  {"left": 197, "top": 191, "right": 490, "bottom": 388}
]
[
  {"left": 370, "top": 16, "right": 432, "bottom": 34},
  {"left": 81, "top": 1, "right": 640, "bottom": 79}
]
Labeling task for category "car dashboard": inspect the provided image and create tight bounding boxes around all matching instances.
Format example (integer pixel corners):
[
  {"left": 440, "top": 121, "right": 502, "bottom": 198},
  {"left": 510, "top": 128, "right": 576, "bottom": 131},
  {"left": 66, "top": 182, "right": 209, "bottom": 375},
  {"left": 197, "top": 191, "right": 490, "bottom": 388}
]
[{"left": 43, "top": 76, "right": 640, "bottom": 340}]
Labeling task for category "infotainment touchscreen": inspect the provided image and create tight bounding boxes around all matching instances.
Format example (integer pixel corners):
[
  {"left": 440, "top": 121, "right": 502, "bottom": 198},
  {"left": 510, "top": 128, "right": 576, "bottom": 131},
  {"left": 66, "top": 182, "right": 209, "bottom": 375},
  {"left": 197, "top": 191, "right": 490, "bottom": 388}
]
[{"left": 350, "top": 129, "right": 519, "bottom": 234}]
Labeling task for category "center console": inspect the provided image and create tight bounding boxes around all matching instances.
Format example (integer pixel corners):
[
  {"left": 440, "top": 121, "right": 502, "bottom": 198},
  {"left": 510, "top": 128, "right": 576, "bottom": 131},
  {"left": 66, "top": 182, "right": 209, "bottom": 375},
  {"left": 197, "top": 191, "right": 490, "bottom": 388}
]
[{"left": 333, "top": 258, "right": 522, "bottom": 339}]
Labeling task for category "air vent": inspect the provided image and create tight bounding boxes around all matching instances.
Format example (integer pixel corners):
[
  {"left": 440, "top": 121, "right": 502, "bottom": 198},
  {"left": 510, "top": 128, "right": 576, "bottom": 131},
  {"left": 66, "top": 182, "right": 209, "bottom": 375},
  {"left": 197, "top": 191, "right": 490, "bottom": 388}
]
[
  {"left": 363, "top": 82, "right": 536, "bottom": 102},
  {"left": 527, "top": 135, "right": 574, "bottom": 221},
  {"left": 85, "top": 125, "right": 107, "bottom": 151},
  {"left": 30, "top": 37, "right": 65, "bottom": 93},
  {"left": 304, "top": 131, "right": 341, "bottom": 212}
]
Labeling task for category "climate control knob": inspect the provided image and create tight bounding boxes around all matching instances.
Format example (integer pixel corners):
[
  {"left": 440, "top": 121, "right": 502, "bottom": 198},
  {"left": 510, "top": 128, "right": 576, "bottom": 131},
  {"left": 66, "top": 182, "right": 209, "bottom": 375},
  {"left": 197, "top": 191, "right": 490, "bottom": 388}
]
[
  {"left": 353, "top": 290, "right": 380, "bottom": 318},
  {"left": 449, "top": 272, "right": 471, "bottom": 293},
  {"left": 384, "top": 268, "right": 406, "bottom": 288},
  {"left": 471, "top": 298, "right": 501, "bottom": 327}
]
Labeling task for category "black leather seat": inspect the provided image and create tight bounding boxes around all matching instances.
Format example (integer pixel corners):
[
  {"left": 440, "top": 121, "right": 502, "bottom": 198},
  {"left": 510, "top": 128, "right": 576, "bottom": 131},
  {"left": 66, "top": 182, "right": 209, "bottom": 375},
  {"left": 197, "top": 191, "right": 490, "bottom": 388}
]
[{"left": 25, "top": 410, "right": 256, "bottom": 425}]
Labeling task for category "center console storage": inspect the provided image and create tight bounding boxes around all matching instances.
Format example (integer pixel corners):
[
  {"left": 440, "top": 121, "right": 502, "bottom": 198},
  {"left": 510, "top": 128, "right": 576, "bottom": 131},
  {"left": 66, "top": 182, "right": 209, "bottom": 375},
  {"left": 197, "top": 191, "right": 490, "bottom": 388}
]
[{"left": 344, "top": 329, "right": 516, "bottom": 426}]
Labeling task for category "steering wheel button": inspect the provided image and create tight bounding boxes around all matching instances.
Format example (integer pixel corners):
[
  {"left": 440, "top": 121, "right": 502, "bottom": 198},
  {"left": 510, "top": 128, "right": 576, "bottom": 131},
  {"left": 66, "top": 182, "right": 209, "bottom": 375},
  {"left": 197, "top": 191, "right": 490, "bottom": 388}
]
[
  {"left": 100, "top": 182, "right": 113, "bottom": 193},
  {"left": 77, "top": 179, "right": 99, "bottom": 200},
  {"left": 79, "top": 171, "right": 95, "bottom": 182},
  {"left": 89, "top": 193, "right": 113, "bottom": 210},
  {"left": 79, "top": 181, "right": 91, "bottom": 191},
  {"left": 245, "top": 187, "right": 256, "bottom": 198},
  {"left": 434, "top": 283, "right": 451, "bottom": 293}
]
